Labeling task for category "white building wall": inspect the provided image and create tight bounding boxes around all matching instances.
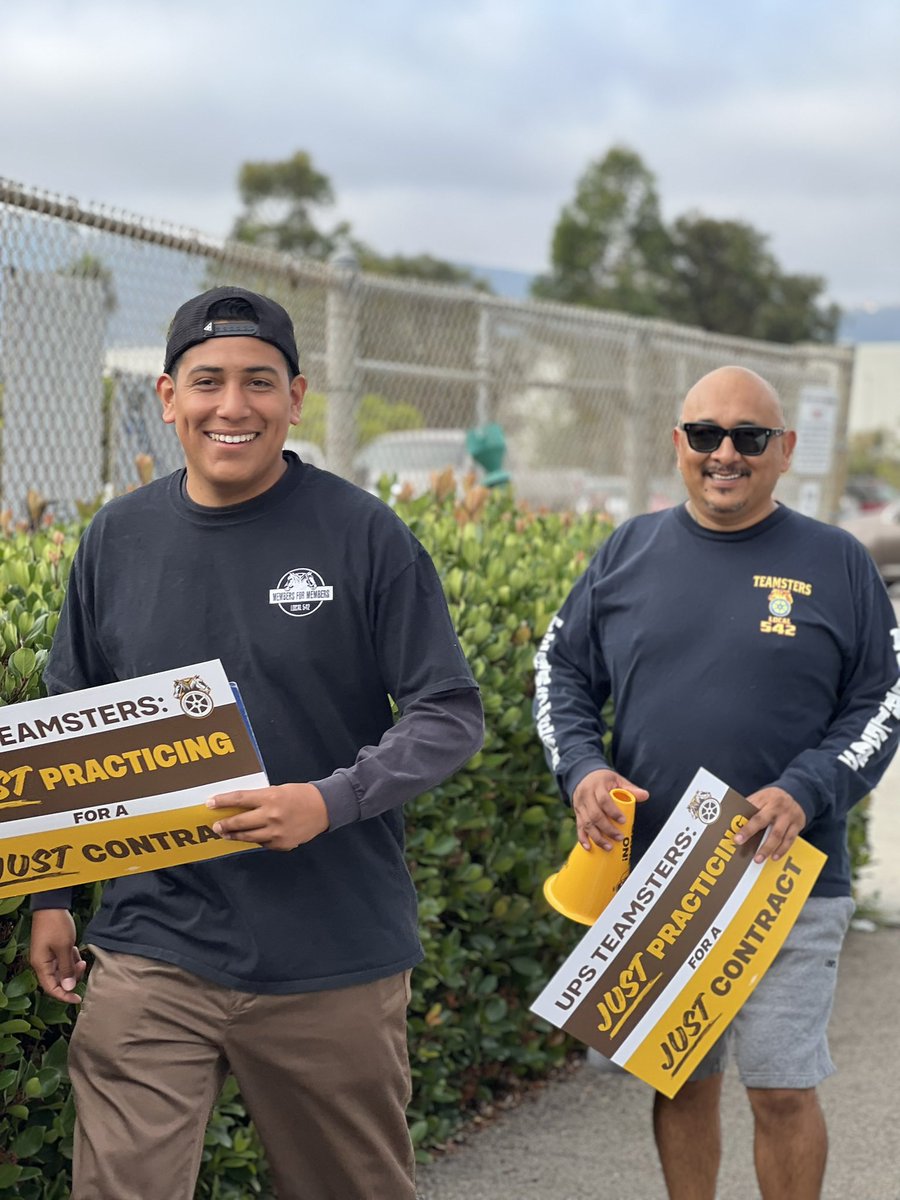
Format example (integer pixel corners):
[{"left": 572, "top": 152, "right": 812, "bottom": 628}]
[{"left": 848, "top": 343, "right": 900, "bottom": 433}]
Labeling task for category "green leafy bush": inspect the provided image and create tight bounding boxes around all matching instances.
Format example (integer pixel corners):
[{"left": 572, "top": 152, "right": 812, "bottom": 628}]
[
  {"left": 0, "top": 531, "right": 83, "bottom": 1196},
  {"left": 394, "top": 483, "right": 611, "bottom": 1153}
]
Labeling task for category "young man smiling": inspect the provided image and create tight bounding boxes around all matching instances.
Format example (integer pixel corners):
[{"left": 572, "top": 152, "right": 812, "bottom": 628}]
[
  {"left": 30, "top": 286, "right": 483, "bottom": 1200},
  {"left": 158, "top": 298, "right": 306, "bottom": 507},
  {"left": 535, "top": 366, "right": 900, "bottom": 1200}
]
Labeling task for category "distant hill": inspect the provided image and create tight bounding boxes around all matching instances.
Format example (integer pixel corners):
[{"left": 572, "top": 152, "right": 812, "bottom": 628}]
[
  {"left": 462, "top": 264, "right": 535, "bottom": 301},
  {"left": 837, "top": 306, "right": 900, "bottom": 344}
]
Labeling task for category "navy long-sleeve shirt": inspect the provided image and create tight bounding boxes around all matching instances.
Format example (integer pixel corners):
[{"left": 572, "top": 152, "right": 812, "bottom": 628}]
[
  {"left": 534, "top": 503, "right": 900, "bottom": 896},
  {"left": 32, "top": 454, "right": 483, "bottom": 992}
]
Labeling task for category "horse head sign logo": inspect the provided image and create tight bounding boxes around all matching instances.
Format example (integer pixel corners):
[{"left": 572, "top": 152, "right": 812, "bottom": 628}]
[
  {"left": 687, "top": 790, "right": 720, "bottom": 825},
  {"left": 173, "top": 675, "right": 214, "bottom": 719}
]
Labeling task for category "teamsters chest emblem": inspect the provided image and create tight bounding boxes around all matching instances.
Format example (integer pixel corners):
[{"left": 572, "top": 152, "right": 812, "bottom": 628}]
[
  {"left": 269, "top": 568, "right": 334, "bottom": 618},
  {"left": 753, "top": 574, "right": 812, "bottom": 638}
]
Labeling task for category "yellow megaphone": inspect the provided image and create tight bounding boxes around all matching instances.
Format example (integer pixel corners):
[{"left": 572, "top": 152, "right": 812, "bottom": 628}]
[{"left": 543, "top": 788, "right": 636, "bottom": 925}]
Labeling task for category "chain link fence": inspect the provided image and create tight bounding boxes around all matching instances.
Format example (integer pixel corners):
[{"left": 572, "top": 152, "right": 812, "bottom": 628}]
[{"left": 0, "top": 179, "right": 855, "bottom": 526}]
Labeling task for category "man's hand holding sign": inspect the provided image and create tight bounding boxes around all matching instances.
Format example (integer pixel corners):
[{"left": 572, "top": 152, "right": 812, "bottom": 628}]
[
  {"left": 736, "top": 785, "right": 808, "bottom": 863},
  {"left": 208, "top": 782, "right": 329, "bottom": 849}
]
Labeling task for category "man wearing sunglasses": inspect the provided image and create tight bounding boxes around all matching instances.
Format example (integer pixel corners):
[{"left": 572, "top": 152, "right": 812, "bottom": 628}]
[{"left": 535, "top": 365, "right": 900, "bottom": 1200}]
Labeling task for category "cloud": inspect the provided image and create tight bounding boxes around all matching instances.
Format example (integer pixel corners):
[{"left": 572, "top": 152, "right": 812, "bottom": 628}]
[{"left": 1, "top": 0, "right": 898, "bottom": 305}]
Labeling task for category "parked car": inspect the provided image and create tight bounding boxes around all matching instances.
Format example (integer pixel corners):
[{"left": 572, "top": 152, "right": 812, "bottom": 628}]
[
  {"left": 841, "top": 501, "right": 900, "bottom": 585},
  {"left": 844, "top": 475, "right": 897, "bottom": 513},
  {"left": 354, "top": 429, "right": 478, "bottom": 497},
  {"left": 573, "top": 474, "right": 677, "bottom": 523},
  {"left": 512, "top": 468, "right": 595, "bottom": 513}
]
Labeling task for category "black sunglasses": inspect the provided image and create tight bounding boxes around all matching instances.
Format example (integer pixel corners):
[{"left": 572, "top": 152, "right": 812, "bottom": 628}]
[{"left": 678, "top": 423, "right": 785, "bottom": 457}]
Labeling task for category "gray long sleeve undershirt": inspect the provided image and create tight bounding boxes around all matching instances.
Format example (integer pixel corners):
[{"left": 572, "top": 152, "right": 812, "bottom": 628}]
[{"left": 314, "top": 686, "right": 483, "bottom": 829}]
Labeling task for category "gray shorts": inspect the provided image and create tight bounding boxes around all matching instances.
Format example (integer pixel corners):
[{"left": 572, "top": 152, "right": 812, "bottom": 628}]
[{"left": 689, "top": 895, "right": 855, "bottom": 1089}]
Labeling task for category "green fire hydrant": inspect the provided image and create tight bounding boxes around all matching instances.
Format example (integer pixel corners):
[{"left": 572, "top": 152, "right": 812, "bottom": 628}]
[{"left": 466, "top": 423, "right": 510, "bottom": 488}]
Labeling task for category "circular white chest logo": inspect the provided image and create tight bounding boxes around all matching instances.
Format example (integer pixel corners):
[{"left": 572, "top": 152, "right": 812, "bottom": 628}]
[{"left": 269, "top": 568, "right": 334, "bottom": 618}]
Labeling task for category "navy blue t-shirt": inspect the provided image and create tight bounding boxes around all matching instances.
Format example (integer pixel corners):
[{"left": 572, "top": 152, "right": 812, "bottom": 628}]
[
  {"left": 536, "top": 503, "right": 900, "bottom": 896},
  {"left": 41, "top": 453, "right": 477, "bottom": 992}
]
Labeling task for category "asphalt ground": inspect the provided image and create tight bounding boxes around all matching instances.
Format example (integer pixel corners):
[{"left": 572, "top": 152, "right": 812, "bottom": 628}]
[{"left": 416, "top": 763, "right": 900, "bottom": 1200}]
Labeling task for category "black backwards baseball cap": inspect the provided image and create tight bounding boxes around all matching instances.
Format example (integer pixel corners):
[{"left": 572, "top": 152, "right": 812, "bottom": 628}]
[{"left": 163, "top": 286, "right": 301, "bottom": 378}]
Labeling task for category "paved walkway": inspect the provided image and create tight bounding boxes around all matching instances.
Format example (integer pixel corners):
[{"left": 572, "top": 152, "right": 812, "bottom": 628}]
[{"left": 417, "top": 764, "right": 900, "bottom": 1200}]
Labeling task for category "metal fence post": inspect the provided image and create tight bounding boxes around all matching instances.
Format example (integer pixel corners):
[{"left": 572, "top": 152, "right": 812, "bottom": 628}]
[
  {"left": 624, "top": 329, "right": 651, "bottom": 518},
  {"left": 830, "top": 350, "right": 857, "bottom": 523},
  {"left": 474, "top": 301, "right": 491, "bottom": 427},
  {"left": 325, "top": 242, "right": 361, "bottom": 479}
]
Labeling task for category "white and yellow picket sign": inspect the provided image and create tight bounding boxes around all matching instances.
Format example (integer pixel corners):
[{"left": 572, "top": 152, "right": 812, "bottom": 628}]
[
  {"left": 0, "top": 660, "right": 268, "bottom": 895},
  {"left": 531, "top": 768, "right": 825, "bottom": 1097}
]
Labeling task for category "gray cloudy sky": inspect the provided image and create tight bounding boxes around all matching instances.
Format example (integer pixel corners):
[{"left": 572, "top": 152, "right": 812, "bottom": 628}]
[{"left": 2, "top": 0, "right": 898, "bottom": 307}]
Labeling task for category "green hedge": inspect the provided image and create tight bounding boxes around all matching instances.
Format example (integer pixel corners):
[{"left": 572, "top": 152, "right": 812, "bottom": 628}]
[
  {"left": 0, "top": 531, "right": 82, "bottom": 1197},
  {"left": 0, "top": 489, "right": 875, "bottom": 1194},
  {"left": 394, "top": 484, "right": 610, "bottom": 1153}
]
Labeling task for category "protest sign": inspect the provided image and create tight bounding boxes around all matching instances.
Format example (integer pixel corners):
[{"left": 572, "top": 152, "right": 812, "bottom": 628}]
[
  {"left": 0, "top": 660, "right": 267, "bottom": 895},
  {"left": 531, "top": 768, "right": 825, "bottom": 1097}
]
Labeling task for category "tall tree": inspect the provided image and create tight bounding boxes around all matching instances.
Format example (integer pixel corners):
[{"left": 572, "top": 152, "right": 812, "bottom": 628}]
[
  {"left": 230, "top": 151, "right": 488, "bottom": 288},
  {"left": 668, "top": 214, "right": 839, "bottom": 343},
  {"left": 666, "top": 214, "right": 775, "bottom": 338},
  {"left": 754, "top": 269, "right": 840, "bottom": 344},
  {"left": 531, "top": 145, "right": 672, "bottom": 315},
  {"left": 231, "top": 151, "right": 348, "bottom": 258},
  {"left": 534, "top": 145, "right": 840, "bottom": 344}
]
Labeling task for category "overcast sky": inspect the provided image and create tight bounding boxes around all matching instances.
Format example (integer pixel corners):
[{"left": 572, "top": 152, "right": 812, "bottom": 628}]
[{"left": 2, "top": 0, "right": 898, "bottom": 308}]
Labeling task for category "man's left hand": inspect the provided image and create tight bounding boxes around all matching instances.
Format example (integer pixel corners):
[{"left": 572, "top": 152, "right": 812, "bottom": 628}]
[
  {"left": 734, "top": 786, "right": 806, "bottom": 863},
  {"left": 207, "top": 783, "right": 329, "bottom": 850}
]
